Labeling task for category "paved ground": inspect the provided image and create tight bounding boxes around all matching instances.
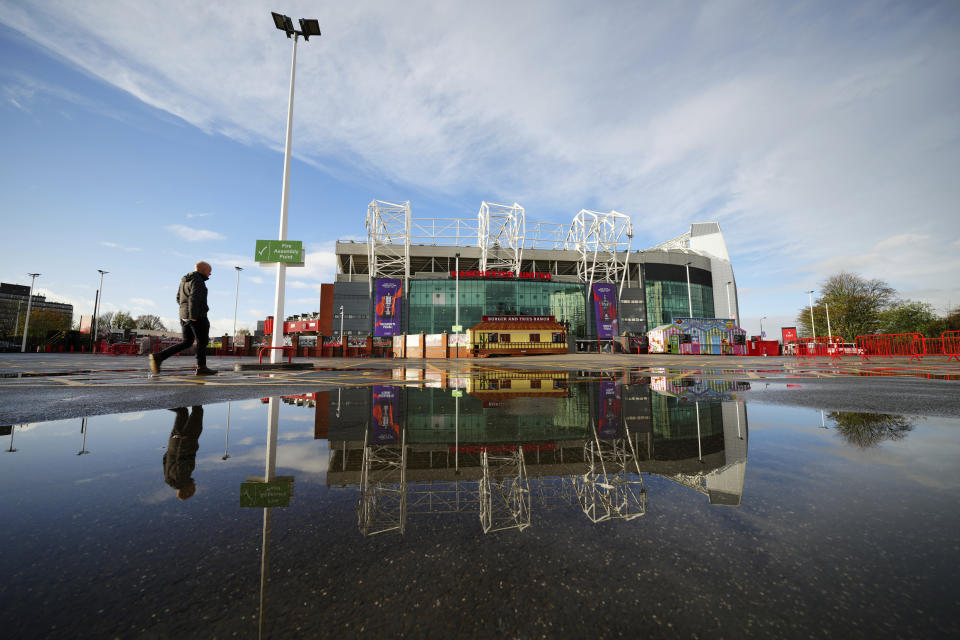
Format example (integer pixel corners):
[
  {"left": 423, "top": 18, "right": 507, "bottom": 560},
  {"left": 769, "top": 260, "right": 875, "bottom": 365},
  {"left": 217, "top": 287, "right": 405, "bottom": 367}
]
[{"left": 1, "top": 352, "right": 958, "bottom": 423}]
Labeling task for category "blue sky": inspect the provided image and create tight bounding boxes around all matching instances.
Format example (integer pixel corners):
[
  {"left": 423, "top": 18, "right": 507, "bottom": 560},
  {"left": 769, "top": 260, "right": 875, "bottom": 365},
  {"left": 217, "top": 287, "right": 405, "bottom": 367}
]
[{"left": 1, "top": 1, "right": 958, "bottom": 338}]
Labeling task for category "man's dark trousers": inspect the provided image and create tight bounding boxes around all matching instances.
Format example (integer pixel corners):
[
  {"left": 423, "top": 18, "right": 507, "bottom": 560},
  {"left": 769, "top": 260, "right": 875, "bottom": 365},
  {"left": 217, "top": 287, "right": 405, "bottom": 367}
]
[{"left": 156, "top": 318, "right": 210, "bottom": 367}]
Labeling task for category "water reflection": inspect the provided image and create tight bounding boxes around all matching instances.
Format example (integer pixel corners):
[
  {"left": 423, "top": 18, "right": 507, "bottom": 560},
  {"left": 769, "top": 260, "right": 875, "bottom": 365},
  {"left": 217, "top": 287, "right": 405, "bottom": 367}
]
[
  {"left": 828, "top": 411, "right": 914, "bottom": 447},
  {"left": 162, "top": 406, "right": 204, "bottom": 501},
  {"left": 303, "top": 370, "right": 752, "bottom": 535}
]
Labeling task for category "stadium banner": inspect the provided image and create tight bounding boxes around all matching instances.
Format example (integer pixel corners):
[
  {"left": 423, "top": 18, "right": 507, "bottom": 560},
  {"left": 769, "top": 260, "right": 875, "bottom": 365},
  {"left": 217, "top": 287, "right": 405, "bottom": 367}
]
[
  {"left": 374, "top": 278, "right": 403, "bottom": 337},
  {"left": 592, "top": 283, "right": 619, "bottom": 339},
  {"left": 371, "top": 385, "right": 400, "bottom": 444}
]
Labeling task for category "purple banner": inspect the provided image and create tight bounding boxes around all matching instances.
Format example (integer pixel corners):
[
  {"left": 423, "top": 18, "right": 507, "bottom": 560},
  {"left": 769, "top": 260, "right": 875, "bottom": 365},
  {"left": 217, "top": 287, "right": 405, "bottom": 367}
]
[
  {"left": 371, "top": 385, "right": 400, "bottom": 444},
  {"left": 596, "top": 380, "right": 621, "bottom": 439},
  {"left": 592, "top": 283, "right": 619, "bottom": 339},
  {"left": 374, "top": 278, "right": 403, "bottom": 337}
]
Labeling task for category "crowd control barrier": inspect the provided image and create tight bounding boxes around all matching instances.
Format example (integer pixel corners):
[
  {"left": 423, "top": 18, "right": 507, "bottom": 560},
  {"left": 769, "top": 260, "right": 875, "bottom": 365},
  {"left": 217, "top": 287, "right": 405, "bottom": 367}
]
[
  {"left": 795, "top": 336, "right": 848, "bottom": 360},
  {"left": 922, "top": 332, "right": 960, "bottom": 362},
  {"left": 855, "top": 333, "right": 925, "bottom": 361}
]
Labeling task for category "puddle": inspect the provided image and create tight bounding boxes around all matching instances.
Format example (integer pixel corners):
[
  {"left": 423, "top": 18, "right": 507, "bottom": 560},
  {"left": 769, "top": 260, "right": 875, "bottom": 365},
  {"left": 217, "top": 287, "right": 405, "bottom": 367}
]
[{"left": 1, "top": 372, "right": 958, "bottom": 638}]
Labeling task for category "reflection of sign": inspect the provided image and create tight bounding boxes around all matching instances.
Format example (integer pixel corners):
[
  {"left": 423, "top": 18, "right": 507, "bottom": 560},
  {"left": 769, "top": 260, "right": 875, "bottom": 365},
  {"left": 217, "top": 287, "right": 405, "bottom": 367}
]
[
  {"left": 372, "top": 385, "right": 400, "bottom": 443},
  {"left": 452, "top": 389, "right": 463, "bottom": 398},
  {"left": 240, "top": 481, "right": 292, "bottom": 507},
  {"left": 596, "top": 379, "right": 620, "bottom": 438},
  {"left": 451, "top": 270, "right": 551, "bottom": 280},
  {"left": 374, "top": 279, "right": 403, "bottom": 337},
  {"left": 452, "top": 325, "right": 463, "bottom": 333},
  {"left": 255, "top": 240, "right": 304, "bottom": 264},
  {"left": 592, "top": 284, "right": 619, "bottom": 339},
  {"left": 481, "top": 315, "right": 555, "bottom": 322}
]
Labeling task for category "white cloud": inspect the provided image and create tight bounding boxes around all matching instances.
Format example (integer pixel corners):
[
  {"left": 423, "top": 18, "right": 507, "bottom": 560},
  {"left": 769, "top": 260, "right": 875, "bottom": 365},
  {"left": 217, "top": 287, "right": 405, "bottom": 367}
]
[
  {"left": 247, "top": 276, "right": 264, "bottom": 284},
  {"left": 186, "top": 212, "right": 212, "bottom": 219},
  {"left": 100, "top": 241, "right": 119, "bottom": 248},
  {"left": 165, "top": 224, "right": 225, "bottom": 242},
  {"left": 129, "top": 297, "right": 155, "bottom": 308}
]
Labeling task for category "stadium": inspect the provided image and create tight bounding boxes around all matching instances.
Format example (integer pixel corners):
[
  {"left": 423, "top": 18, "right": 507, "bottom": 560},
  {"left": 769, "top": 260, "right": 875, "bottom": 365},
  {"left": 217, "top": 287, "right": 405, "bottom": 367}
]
[{"left": 281, "top": 200, "right": 740, "bottom": 352}]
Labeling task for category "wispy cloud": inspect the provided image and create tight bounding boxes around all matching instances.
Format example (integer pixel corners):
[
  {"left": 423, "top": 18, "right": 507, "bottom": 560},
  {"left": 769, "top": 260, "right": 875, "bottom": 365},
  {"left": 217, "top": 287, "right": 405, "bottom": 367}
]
[
  {"left": 130, "top": 297, "right": 155, "bottom": 308},
  {"left": 165, "top": 224, "right": 225, "bottom": 242},
  {"left": 186, "top": 212, "right": 212, "bottom": 219}
]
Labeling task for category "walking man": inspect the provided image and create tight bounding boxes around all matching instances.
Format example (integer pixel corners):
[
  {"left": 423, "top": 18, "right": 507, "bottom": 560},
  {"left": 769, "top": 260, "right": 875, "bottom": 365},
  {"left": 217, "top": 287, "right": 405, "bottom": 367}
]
[{"left": 149, "top": 261, "right": 218, "bottom": 376}]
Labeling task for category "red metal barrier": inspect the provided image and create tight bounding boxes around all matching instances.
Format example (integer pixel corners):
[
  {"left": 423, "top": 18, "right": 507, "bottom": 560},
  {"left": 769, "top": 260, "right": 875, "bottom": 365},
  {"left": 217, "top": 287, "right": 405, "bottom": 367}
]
[
  {"left": 795, "top": 336, "right": 848, "bottom": 360},
  {"left": 855, "top": 333, "right": 925, "bottom": 361},
  {"left": 258, "top": 346, "right": 294, "bottom": 364},
  {"left": 923, "top": 334, "right": 960, "bottom": 362}
]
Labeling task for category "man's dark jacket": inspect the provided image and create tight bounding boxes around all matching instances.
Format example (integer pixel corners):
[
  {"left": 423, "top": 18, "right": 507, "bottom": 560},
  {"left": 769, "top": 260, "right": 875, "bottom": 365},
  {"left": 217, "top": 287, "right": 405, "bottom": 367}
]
[
  {"left": 163, "top": 407, "right": 204, "bottom": 490},
  {"left": 176, "top": 271, "right": 209, "bottom": 321}
]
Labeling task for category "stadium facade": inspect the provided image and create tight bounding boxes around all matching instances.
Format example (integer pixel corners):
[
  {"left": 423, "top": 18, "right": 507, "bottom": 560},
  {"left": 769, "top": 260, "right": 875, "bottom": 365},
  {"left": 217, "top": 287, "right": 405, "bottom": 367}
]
[{"left": 311, "top": 201, "right": 739, "bottom": 342}]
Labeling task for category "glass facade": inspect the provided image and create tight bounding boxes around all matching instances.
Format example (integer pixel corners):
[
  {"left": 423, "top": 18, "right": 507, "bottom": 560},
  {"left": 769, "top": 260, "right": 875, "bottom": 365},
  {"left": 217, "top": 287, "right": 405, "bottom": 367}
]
[
  {"left": 644, "top": 280, "right": 714, "bottom": 329},
  {"left": 408, "top": 279, "right": 586, "bottom": 336}
]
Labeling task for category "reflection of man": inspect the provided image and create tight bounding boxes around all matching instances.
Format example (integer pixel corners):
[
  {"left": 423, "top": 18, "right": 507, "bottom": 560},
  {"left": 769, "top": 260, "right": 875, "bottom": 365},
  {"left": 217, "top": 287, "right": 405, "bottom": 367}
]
[{"left": 163, "top": 406, "right": 204, "bottom": 500}]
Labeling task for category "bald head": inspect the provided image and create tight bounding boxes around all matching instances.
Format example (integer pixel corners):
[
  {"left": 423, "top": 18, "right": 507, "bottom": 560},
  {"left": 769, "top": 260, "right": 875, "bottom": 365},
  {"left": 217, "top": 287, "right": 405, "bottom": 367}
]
[{"left": 195, "top": 261, "right": 212, "bottom": 277}]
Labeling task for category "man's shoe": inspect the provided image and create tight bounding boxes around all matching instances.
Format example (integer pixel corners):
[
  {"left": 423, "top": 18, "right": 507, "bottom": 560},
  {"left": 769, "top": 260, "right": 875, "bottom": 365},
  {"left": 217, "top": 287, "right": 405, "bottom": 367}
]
[
  {"left": 195, "top": 366, "right": 218, "bottom": 376},
  {"left": 148, "top": 354, "right": 160, "bottom": 374}
]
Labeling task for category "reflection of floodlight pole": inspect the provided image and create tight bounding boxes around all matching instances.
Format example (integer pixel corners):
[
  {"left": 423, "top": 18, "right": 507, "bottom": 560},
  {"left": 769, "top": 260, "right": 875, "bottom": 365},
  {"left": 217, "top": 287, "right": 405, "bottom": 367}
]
[
  {"left": 684, "top": 261, "right": 693, "bottom": 317},
  {"left": 223, "top": 402, "right": 232, "bottom": 460},
  {"left": 807, "top": 290, "right": 817, "bottom": 337},
  {"left": 20, "top": 273, "right": 40, "bottom": 353},
  {"left": 695, "top": 401, "right": 702, "bottom": 463},
  {"left": 336, "top": 387, "right": 341, "bottom": 419},
  {"left": 454, "top": 393, "right": 460, "bottom": 474},
  {"left": 6, "top": 425, "right": 16, "bottom": 453},
  {"left": 736, "top": 401, "right": 743, "bottom": 439},
  {"left": 820, "top": 409, "right": 827, "bottom": 429},
  {"left": 77, "top": 417, "right": 90, "bottom": 455},
  {"left": 268, "top": 12, "right": 321, "bottom": 364}
]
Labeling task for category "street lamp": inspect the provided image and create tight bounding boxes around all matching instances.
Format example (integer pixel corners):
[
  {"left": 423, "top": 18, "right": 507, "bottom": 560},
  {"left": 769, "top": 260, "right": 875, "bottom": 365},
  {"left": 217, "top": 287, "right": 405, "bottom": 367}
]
[
  {"left": 807, "top": 290, "right": 817, "bottom": 337},
  {"left": 339, "top": 304, "right": 344, "bottom": 357},
  {"left": 233, "top": 266, "right": 243, "bottom": 348},
  {"left": 684, "top": 261, "right": 693, "bottom": 318},
  {"left": 268, "top": 12, "right": 321, "bottom": 364},
  {"left": 20, "top": 273, "right": 40, "bottom": 353},
  {"left": 91, "top": 270, "right": 108, "bottom": 352}
]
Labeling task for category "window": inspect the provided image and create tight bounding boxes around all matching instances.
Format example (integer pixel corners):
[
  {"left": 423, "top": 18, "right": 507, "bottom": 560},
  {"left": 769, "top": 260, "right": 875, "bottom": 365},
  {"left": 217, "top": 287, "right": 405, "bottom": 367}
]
[
  {"left": 530, "top": 379, "right": 541, "bottom": 389},
  {"left": 500, "top": 333, "right": 511, "bottom": 343},
  {"left": 530, "top": 333, "right": 540, "bottom": 342},
  {"left": 501, "top": 379, "right": 512, "bottom": 389}
]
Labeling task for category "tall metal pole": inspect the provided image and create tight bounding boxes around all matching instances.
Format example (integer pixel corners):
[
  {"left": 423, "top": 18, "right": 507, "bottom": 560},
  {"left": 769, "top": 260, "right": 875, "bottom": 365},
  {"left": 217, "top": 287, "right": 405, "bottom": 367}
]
[
  {"left": 20, "top": 273, "right": 40, "bottom": 353},
  {"left": 760, "top": 316, "right": 766, "bottom": 339},
  {"left": 223, "top": 401, "right": 232, "bottom": 460},
  {"left": 78, "top": 417, "right": 90, "bottom": 455},
  {"left": 339, "top": 304, "right": 344, "bottom": 357},
  {"left": 725, "top": 281, "right": 733, "bottom": 319},
  {"left": 454, "top": 253, "right": 460, "bottom": 331},
  {"left": 825, "top": 303, "right": 832, "bottom": 338},
  {"left": 807, "top": 290, "right": 817, "bottom": 338},
  {"left": 233, "top": 266, "right": 243, "bottom": 347},
  {"left": 91, "top": 270, "right": 107, "bottom": 352},
  {"left": 685, "top": 262, "right": 693, "bottom": 318},
  {"left": 270, "top": 33, "right": 299, "bottom": 364}
]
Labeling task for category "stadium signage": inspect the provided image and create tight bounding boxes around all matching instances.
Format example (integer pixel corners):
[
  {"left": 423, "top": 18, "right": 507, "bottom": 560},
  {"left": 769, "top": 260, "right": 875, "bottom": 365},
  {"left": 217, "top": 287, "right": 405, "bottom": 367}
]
[
  {"left": 450, "top": 270, "right": 551, "bottom": 280},
  {"left": 481, "top": 315, "right": 555, "bottom": 322}
]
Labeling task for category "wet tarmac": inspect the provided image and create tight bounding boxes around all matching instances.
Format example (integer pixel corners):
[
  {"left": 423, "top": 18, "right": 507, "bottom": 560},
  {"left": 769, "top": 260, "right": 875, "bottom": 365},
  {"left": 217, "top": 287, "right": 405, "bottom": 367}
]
[{"left": 1, "top": 370, "right": 958, "bottom": 638}]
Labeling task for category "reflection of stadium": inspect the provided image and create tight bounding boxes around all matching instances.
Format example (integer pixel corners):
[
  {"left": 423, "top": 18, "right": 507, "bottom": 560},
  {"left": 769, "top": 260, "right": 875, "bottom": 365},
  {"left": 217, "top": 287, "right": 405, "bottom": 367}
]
[{"left": 302, "top": 370, "right": 749, "bottom": 534}]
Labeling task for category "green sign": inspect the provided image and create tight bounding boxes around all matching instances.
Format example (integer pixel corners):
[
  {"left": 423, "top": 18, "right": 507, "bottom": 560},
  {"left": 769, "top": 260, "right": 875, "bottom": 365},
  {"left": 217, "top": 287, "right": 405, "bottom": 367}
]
[
  {"left": 240, "top": 481, "right": 292, "bottom": 507},
  {"left": 452, "top": 389, "right": 463, "bottom": 398},
  {"left": 452, "top": 325, "right": 463, "bottom": 333},
  {"left": 255, "top": 240, "right": 304, "bottom": 264}
]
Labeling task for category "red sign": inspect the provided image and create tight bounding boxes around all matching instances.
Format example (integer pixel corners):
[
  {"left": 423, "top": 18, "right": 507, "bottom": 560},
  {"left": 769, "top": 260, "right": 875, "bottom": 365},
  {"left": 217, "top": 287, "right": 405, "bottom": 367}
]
[
  {"left": 782, "top": 327, "right": 798, "bottom": 343},
  {"left": 451, "top": 270, "right": 551, "bottom": 280},
  {"left": 481, "top": 315, "right": 555, "bottom": 322}
]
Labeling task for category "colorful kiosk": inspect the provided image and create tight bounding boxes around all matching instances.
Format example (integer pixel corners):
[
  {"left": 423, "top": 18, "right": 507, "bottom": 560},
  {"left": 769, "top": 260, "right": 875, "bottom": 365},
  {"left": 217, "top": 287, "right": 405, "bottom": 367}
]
[
  {"left": 647, "top": 318, "right": 747, "bottom": 355},
  {"left": 467, "top": 315, "right": 567, "bottom": 357}
]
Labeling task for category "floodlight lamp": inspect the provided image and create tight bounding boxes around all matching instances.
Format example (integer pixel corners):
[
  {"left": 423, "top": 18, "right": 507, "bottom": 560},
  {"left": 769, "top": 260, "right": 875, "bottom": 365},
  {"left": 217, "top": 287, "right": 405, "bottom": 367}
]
[
  {"left": 272, "top": 12, "right": 294, "bottom": 36},
  {"left": 299, "top": 18, "right": 321, "bottom": 40}
]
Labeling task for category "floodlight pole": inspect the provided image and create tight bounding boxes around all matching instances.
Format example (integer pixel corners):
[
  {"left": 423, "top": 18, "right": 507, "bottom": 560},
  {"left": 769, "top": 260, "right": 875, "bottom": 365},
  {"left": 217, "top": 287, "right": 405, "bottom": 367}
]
[
  {"left": 725, "top": 281, "right": 733, "bottom": 319},
  {"left": 233, "top": 266, "right": 243, "bottom": 347},
  {"left": 684, "top": 262, "right": 693, "bottom": 318},
  {"left": 20, "top": 273, "right": 40, "bottom": 353},
  {"left": 91, "top": 270, "right": 107, "bottom": 352},
  {"left": 269, "top": 32, "right": 299, "bottom": 364},
  {"left": 807, "top": 290, "right": 817, "bottom": 338},
  {"left": 455, "top": 253, "right": 460, "bottom": 331},
  {"left": 825, "top": 303, "right": 832, "bottom": 338},
  {"left": 339, "top": 305, "right": 344, "bottom": 357}
]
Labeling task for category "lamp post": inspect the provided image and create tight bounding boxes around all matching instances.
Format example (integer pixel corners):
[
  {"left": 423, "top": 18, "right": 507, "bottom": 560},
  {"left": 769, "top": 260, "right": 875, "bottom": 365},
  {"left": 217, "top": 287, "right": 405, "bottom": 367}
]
[
  {"left": 825, "top": 302, "right": 832, "bottom": 338},
  {"left": 20, "top": 273, "right": 40, "bottom": 353},
  {"left": 233, "top": 266, "right": 243, "bottom": 349},
  {"left": 684, "top": 261, "right": 693, "bottom": 318},
  {"left": 268, "top": 12, "right": 321, "bottom": 364},
  {"left": 807, "top": 290, "right": 817, "bottom": 338},
  {"left": 339, "top": 304, "right": 344, "bottom": 357},
  {"left": 91, "top": 270, "right": 108, "bottom": 352}
]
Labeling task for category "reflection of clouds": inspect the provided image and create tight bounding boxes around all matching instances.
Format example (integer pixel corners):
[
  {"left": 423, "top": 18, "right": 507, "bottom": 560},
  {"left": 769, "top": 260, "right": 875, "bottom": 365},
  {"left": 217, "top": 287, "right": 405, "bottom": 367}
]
[
  {"left": 199, "top": 440, "right": 329, "bottom": 477},
  {"left": 237, "top": 400, "right": 264, "bottom": 411},
  {"left": 117, "top": 412, "right": 146, "bottom": 422},
  {"left": 140, "top": 486, "right": 177, "bottom": 504},
  {"left": 283, "top": 415, "right": 314, "bottom": 423},
  {"left": 74, "top": 472, "right": 119, "bottom": 484}
]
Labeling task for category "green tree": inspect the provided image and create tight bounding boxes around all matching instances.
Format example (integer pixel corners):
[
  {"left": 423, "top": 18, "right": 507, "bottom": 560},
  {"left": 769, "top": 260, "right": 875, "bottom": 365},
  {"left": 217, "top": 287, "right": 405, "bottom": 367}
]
[
  {"left": 877, "top": 300, "right": 937, "bottom": 336},
  {"left": 134, "top": 314, "right": 167, "bottom": 331},
  {"left": 796, "top": 271, "right": 895, "bottom": 340},
  {"left": 236, "top": 328, "right": 251, "bottom": 336},
  {"left": 828, "top": 411, "right": 913, "bottom": 448},
  {"left": 16, "top": 309, "right": 71, "bottom": 338},
  {"left": 111, "top": 311, "right": 137, "bottom": 330},
  {"left": 923, "top": 305, "right": 960, "bottom": 337}
]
